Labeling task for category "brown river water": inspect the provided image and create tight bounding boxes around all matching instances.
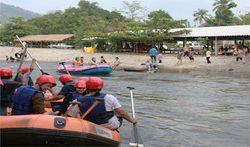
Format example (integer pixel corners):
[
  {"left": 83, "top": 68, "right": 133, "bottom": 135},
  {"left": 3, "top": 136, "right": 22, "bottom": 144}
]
[{"left": 1, "top": 61, "right": 250, "bottom": 147}]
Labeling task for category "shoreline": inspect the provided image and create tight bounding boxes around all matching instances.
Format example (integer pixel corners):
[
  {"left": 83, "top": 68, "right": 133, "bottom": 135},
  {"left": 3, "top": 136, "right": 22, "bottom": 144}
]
[{"left": 1, "top": 47, "right": 249, "bottom": 77}]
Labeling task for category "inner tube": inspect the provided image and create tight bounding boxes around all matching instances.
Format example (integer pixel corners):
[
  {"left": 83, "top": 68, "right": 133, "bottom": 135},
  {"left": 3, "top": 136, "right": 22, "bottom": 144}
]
[{"left": 15, "top": 53, "right": 22, "bottom": 59}]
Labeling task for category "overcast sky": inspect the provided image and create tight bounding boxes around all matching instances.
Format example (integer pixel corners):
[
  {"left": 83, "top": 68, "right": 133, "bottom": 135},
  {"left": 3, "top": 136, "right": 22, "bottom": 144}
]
[{"left": 1, "top": 0, "right": 249, "bottom": 25}]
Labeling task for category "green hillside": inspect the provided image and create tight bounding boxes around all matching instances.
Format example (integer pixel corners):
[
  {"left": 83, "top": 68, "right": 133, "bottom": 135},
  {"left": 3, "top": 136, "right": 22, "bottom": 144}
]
[{"left": 0, "top": 2, "right": 40, "bottom": 24}]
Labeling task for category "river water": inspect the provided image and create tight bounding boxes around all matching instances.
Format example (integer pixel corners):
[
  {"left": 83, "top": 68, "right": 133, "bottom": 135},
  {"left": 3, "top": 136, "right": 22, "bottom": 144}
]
[{"left": 1, "top": 61, "right": 250, "bottom": 147}]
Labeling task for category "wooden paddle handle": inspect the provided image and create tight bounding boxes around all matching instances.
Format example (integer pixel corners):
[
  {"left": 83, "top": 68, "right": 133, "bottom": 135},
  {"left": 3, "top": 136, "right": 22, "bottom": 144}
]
[{"left": 81, "top": 100, "right": 100, "bottom": 119}]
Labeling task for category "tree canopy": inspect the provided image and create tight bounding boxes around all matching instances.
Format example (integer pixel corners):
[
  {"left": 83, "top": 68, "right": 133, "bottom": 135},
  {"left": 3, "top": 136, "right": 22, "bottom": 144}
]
[
  {"left": 0, "top": 0, "right": 248, "bottom": 50},
  {"left": 193, "top": 0, "right": 249, "bottom": 27}
]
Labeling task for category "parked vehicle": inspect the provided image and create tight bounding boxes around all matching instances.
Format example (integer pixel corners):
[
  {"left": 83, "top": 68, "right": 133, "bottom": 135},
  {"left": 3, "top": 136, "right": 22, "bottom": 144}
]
[{"left": 48, "top": 43, "right": 73, "bottom": 49}]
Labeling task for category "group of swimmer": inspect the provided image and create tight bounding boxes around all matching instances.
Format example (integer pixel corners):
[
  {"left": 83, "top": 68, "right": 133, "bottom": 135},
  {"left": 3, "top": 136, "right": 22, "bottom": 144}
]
[{"left": 0, "top": 59, "right": 137, "bottom": 130}]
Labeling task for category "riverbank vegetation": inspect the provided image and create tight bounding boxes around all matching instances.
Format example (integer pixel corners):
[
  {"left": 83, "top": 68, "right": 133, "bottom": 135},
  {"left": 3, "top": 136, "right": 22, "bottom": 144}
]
[{"left": 0, "top": 0, "right": 249, "bottom": 51}]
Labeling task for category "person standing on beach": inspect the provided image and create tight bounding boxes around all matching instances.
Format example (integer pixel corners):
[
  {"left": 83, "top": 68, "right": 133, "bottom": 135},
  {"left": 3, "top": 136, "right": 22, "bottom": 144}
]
[
  {"left": 243, "top": 46, "right": 249, "bottom": 64},
  {"left": 206, "top": 49, "right": 212, "bottom": 64},
  {"left": 183, "top": 45, "right": 189, "bottom": 57},
  {"left": 146, "top": 60, "right": 153, "bottom": 71},
  {"left": 149, "top": 45, "right": 158, "bottom": 63},
  {"left": 157, "top": 53, "right": 163, "bottom": 63},
  {"left": 5, "top": 56, "right": 9, "bottom": 62},
  {"left": 189, "top": 48, "right": 194, "bottom": 64},
  {"left": 236, "top": 48, "right": 244, "bottom": 63},
  {"left": 112, "top": 57, "right": 121, "bottom": 70},
  {"left": 177, "top": 49, "right": 184, "bottom": 65},
  {"left": 99, "top": 56, "right": 107, "bottom": 64}
]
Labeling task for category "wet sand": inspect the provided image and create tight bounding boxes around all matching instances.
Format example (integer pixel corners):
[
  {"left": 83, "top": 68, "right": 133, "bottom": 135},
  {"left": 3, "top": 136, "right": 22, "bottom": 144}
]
[{"left": 0, "top": 47, "right": 249, "bottom": 77}]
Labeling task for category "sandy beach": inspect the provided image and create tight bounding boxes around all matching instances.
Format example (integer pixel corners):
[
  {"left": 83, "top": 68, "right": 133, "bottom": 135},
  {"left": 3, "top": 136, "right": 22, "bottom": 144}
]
[{"left": 0, "top": 46, "right": 249, "bottom": 77}]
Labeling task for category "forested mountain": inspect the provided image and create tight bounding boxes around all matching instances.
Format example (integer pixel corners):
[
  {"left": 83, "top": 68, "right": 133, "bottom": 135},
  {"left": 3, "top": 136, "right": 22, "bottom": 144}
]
[{"left": 0, "top": 2, "right": 40, "bottom": 24}]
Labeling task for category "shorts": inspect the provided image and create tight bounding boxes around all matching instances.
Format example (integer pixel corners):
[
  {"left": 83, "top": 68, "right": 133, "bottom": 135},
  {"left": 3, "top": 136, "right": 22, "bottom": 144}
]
[
  {"left": 189, "top": 57, "right": 194, "bottom": 60},
  {"left": 101, "top": 116, "right": 120, "bottom": 130}
]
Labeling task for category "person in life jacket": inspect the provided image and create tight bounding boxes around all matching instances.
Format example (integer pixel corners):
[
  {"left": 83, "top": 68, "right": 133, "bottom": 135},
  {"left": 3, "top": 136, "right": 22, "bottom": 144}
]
[
  {"left": 77, "top": 77, "right": 137, "bottom": 130},
  {"left": 15, "top": 58, "right": 36, "bottom": 86},
  {"left": 11, "top": 75, "right": 56, "bottom": 115},
  {"left": 72, "top": 57, "right": 81, "bottom": 66},
  {"left": 0, "top": 68, "right": 24, "bottom": 115},
  {"left": 89, "top": 57, "right": 98, "bottom": 65},
  {"left": 0, "top": 80, "right": 3, "bottom": 86},
  {"left": 57, "top": 79, "right": 88, "bottom": 115},
  {"left": 46, "top": 74, "right": 75, "bottom": 101},
  {"left": 80, "top": 56, "right": 85, "bottom": 66},
  {"left": 0, "top": 79, "right": 3, "bottom": 101}
]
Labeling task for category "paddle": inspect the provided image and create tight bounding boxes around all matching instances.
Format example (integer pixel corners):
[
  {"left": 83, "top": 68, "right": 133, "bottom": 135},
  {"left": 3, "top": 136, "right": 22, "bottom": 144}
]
[
  {"left": 64, "top": 98, "right": 101, "bottom": 118},
  {"left": 16, "top": 35, "right": 49, "bottom": 75},
  {"left": 59, "top": 62, "right": 71, "bottom": 75},
  {"left": 81, "top": 99, "right": 101, "bottom": 119},
  {"left": 14, "top": 40, "right": 28, "bottom": 81},
  {"left": 127, "top": 87, "right": 144, "bottom": 147}
]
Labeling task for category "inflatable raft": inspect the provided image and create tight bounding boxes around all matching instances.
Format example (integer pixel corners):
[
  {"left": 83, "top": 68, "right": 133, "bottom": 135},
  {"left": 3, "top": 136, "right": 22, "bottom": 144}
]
[
  {"left": 0, "top": 115, "right": 120, "bottom": 146},
  {"left": 57, "top": 64, "right": 112, "bottom": 75},
  {"left": 123, "top": 66, "right": 147, "bottom": 72}
]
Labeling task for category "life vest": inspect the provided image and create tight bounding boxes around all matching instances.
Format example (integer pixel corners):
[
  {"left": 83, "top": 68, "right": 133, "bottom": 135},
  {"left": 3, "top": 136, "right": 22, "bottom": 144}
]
[
  {"left": 58, "top": 82, "right": 75, "bottom": 97},
  {"left": 0, "top": 80, "right": 3, "bottom": 100},
  {"left": 16, "top": 76, "right": 34, "bottom": 86},
  {"left": 77, "top": 93, "right": 114, "bottom": 125},
  {"left": 1, "top": 79, "right": 14, "bottom": 103},
  {"left": 71, "top": 91, "right": 81, "bottom": 101},
  {"left": 64, "top": 82, "right": 75, "bottom": 93},
  {"left": 73, "top": 61, "right": 81, "bottom": 66},
  {"left": 12, "top": 86, "right": 43, "bottom": 115}
]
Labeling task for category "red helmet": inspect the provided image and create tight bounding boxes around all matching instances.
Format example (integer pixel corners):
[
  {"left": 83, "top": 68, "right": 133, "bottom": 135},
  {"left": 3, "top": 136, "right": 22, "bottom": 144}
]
[
  {"left": 74, "top": 77, "right": 89, "bottom": 83},
  {"left": 0, "top": 68, "right": 13, "bottom": 77},
  {"left": 21, "top": 66, "right": 29, "bottom": 74},
  {"left": 78, "top": 77, "right": 89, "bottom": 82},
  {"left": 86, "top": 77, "right": 104, "bottom": 90},
  {"left": 0, "top": 80, "right": 3, "bottom": 86},
  {"left": 36, "top": 75, "right": 56, "bottom": 87},
  {"left": 74, "top": 80, "right": 86, "bottom": 88},
  {"left": 59, "top": 74, "right": 72, "bottom": 83}
]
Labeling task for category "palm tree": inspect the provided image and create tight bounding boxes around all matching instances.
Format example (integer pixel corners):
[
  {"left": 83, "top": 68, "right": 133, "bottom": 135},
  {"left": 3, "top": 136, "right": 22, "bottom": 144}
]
[
  {"left": 213, "top": 0, "right": 235, "bottom": 12},
  {"left": 212, "top": 0, "right": 237, "bottom": 25},
  {"left": 193, "top": 9, "right": 209, "bottom": 26}
]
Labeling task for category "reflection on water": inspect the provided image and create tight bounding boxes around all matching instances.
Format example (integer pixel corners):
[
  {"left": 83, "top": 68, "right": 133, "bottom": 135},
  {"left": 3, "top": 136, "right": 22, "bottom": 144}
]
[{"left": 1, "top": 61, "right": 250, "bottom": 147}]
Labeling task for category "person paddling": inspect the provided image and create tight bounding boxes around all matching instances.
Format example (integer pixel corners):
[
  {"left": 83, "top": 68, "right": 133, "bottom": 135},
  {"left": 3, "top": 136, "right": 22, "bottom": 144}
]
[
  {"left": 99, "top": 56, "right": 107, "bottom": 64},
  {"left": 11, "top": 75, "right": 57, "bottom": 115},
  {"left": 46, "top": 74, "right": 75, "bottom": 101},
  {"left": 72, "top": 57, "right": 81, "bottom": 66},
  {"left": 77, "top": 77, "right": 137, "bottom": 130},
  {"left": 89, "top": 57, "right": 98, "bottom": 65},
  {"left": 0, "top": 79, "right": 3, "bottom": 104},
  {"left": 15, "top": 58, "right": 36, "bottom": 86},
  {"left": 0, "top": 68, "right": 24, "bottom": 115},
  {"left": 57, "top": 79, "right": 88, "bottom": 115}
]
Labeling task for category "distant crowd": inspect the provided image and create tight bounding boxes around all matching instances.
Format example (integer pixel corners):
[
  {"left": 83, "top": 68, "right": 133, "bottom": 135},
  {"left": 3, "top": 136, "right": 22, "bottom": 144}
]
[{"left": 144, "top": 42, "right": 249, "bottom": 70}]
